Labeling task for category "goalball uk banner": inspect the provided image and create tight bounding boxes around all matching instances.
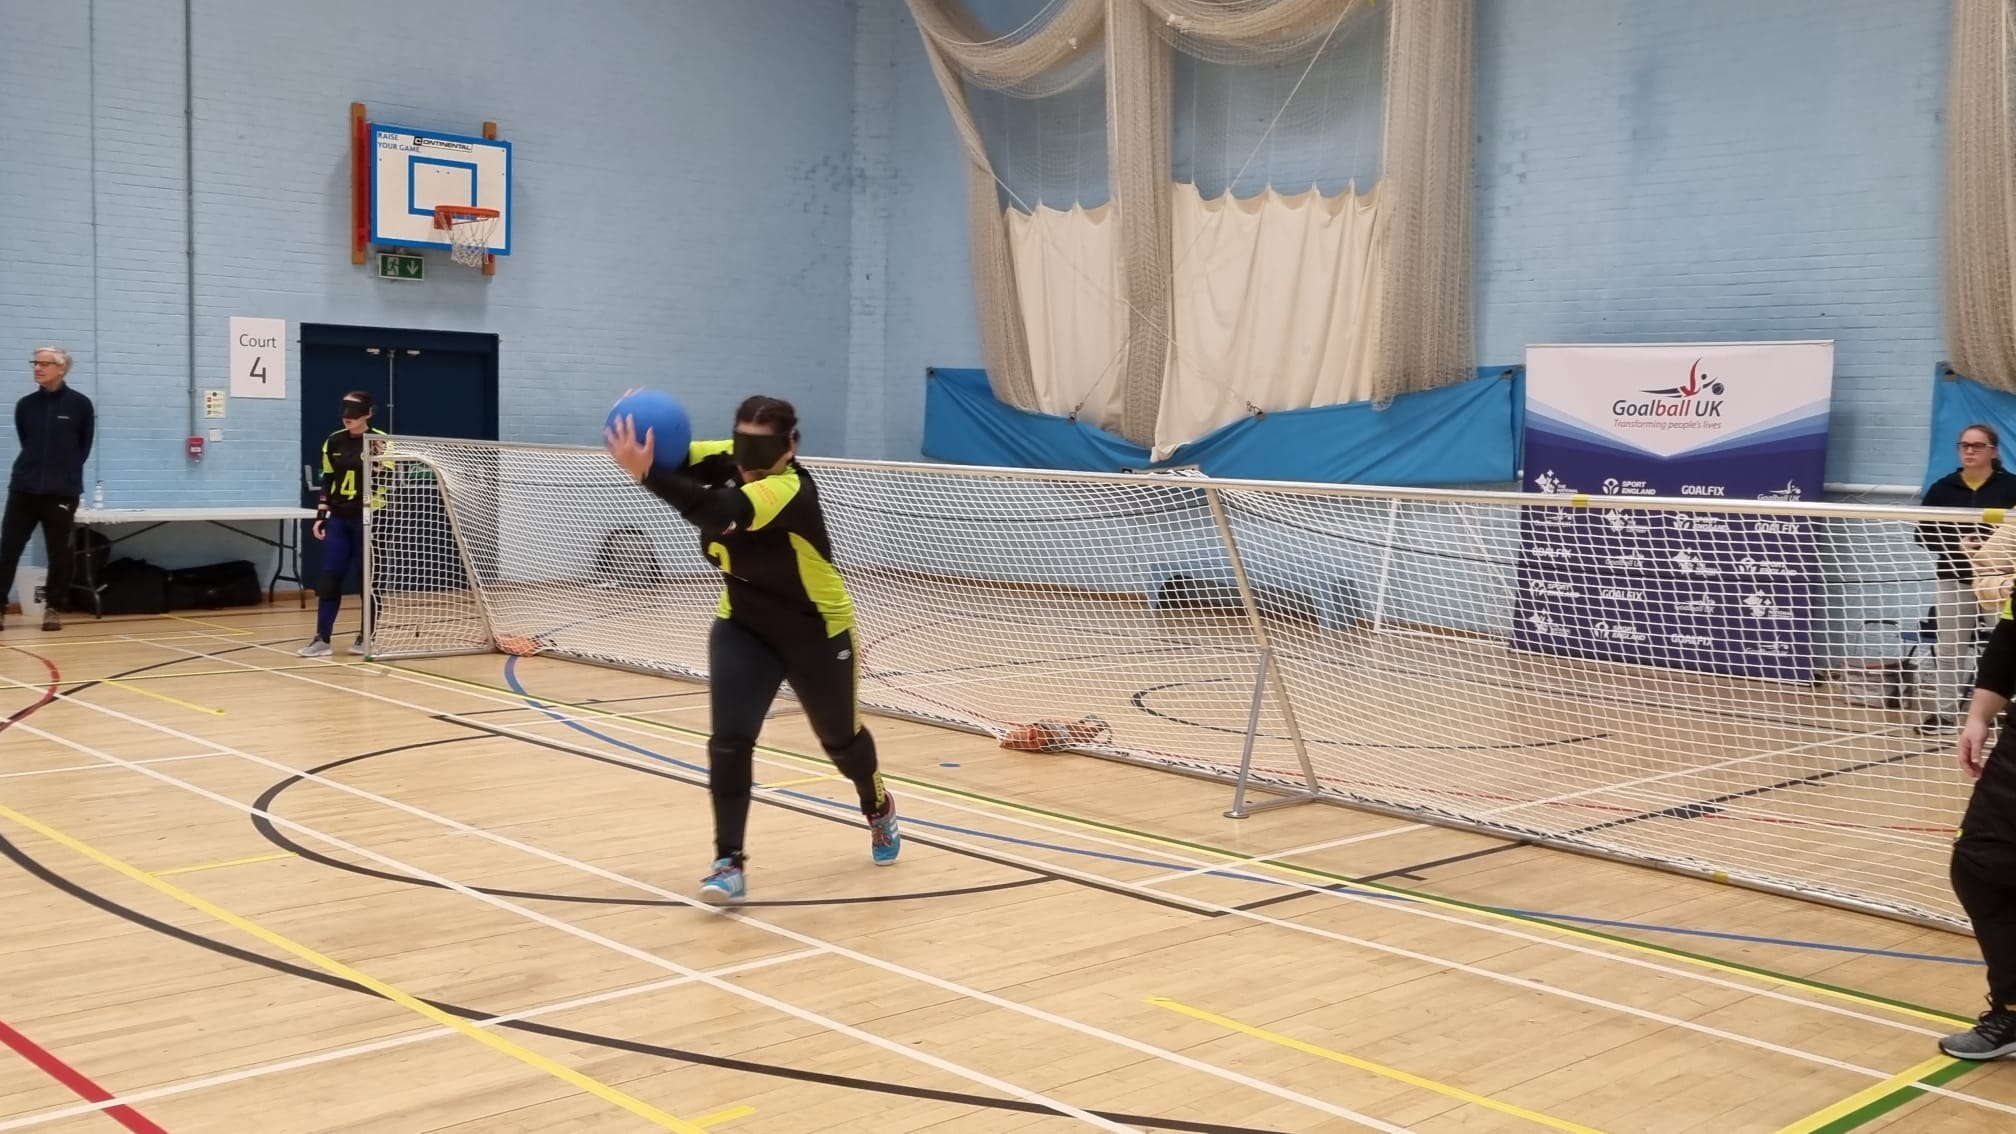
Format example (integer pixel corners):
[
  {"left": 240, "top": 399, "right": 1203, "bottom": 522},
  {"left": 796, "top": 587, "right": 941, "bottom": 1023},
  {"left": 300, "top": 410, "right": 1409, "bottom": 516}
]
[{"left": 1513, "top": 342, "right": 1834, "bottom": 682}]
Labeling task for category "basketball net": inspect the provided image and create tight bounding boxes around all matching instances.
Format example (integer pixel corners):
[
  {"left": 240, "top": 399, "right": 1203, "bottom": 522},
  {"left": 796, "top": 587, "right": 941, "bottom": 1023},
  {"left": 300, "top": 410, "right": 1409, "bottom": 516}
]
[{"left": 433, "top": 206, "right": 499, "bottom": 268}]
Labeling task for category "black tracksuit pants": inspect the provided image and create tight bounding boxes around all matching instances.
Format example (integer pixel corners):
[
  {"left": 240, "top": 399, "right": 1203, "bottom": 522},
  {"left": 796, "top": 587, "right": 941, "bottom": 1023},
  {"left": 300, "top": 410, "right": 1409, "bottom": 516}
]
[
  {"left": 1955, "top": 728, "right": 2016, "bottom": 1011},
  {"left": 706, "top": 616, "right": 887, "bottom": 863},
  {"left": 0, "top": 492, "right": 79, "bottom": 616}
]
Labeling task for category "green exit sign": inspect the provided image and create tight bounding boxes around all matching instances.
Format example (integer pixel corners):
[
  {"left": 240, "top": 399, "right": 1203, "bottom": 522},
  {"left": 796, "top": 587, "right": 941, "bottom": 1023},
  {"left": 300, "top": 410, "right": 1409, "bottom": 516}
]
[{"left": 376, "top": 253, "right": 424, "bottom": 281}]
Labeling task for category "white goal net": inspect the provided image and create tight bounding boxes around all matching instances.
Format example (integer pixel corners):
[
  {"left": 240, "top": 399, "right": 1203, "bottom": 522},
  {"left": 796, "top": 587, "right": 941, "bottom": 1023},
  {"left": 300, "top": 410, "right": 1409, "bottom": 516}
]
[{"left": 364, "top": 437, "right": 1988, "bottom": 931}]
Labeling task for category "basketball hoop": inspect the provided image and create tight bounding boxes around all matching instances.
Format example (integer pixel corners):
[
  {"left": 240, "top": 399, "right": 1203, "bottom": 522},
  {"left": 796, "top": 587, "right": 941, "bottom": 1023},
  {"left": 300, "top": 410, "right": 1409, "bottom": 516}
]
[{"left": 432, "top": 205, "right": 499, "bottom": 268}]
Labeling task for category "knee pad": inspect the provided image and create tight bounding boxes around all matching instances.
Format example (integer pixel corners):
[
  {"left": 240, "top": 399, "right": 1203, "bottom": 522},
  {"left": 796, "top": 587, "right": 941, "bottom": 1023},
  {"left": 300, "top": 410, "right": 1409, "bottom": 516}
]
[
  {"left": 707, "top": 734, "right": 756, "bottom": 792},
  {"left": 824, "top": 727, "right": 878, "bottom": 775}
]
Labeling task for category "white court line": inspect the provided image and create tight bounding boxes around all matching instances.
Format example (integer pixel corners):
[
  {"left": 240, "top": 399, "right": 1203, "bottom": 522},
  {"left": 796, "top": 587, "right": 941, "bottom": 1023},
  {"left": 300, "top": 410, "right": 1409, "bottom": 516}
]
[
  {"left": 121, "top": 640, "right": 1997, "bottom": 1104},
  {"left": 244, "top": 638, "right": 1965, "bottom": 1045},
  {"left": 0, "top": 949, "right": 822, "bottom": 1131},
  {"left": 1131, "top": 825, "right": 1429, "bottom": 888},
  {"left": 0, "top": 752, "right": 227, "bottom": 781},
  {"left": 116, "top": 640, "right": 2007, "bottom": 1110},
  {"left": 6, "top": 677, "right": 1418, "bottom": 1134}
]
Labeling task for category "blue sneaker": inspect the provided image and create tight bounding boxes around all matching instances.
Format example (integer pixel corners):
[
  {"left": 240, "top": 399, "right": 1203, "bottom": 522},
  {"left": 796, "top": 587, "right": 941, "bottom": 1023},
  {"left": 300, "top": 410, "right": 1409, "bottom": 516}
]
[
  {"left": 870, "top": 796, "right": 901, "bottom": 866},
  {"left": 699, "top": 857, "right": 745, "bottom": 904}
]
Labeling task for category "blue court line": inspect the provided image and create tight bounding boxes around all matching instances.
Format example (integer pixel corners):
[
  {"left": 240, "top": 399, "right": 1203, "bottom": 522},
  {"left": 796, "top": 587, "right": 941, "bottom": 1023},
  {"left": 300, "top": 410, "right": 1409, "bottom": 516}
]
[{"left": 498, "top": 658, "right": 1982, "bottom": 969}]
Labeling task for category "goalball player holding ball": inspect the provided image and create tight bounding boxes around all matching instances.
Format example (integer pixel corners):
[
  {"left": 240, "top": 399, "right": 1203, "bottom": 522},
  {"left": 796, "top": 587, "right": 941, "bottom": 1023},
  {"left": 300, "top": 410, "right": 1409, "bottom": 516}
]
[{"left": 604, "top": 393, "right": 898, "bottom": 904}]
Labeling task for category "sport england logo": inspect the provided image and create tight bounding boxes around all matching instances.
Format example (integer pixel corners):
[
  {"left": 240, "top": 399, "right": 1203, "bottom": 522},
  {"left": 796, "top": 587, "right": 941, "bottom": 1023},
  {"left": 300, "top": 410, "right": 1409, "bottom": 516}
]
[
  {"left": 1612, "top": 359, "right": 1729, "bottom": 421},
  {"left": 1742, "top": 592, "right": 1793, "bottom": 620}
]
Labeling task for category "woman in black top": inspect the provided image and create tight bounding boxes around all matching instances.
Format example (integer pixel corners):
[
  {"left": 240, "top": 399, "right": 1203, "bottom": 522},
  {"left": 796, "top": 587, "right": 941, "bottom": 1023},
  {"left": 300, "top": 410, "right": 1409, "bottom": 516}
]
[{"left": 1917, "top": 423, "right": 2016, "bottom": 730}]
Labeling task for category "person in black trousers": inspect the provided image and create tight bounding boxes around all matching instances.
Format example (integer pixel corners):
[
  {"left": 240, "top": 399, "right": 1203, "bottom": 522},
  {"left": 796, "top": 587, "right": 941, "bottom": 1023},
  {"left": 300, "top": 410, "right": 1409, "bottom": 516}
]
[
  {"left": 0, "top": 346, "right": 94, "bottom": 631},
  {"left": 1916, "top": 423, "right": 2016, "bottom": 731},
  {"left": 1945, "top": 598, "right": 2016, "bottom": 1059}
]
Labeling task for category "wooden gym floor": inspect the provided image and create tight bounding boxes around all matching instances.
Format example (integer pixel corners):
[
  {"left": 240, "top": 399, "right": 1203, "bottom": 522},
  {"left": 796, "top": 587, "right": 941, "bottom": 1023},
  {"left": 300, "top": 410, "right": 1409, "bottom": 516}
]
[{"left": 1, "top": 606, "right": 2014, "bottom": 1133}]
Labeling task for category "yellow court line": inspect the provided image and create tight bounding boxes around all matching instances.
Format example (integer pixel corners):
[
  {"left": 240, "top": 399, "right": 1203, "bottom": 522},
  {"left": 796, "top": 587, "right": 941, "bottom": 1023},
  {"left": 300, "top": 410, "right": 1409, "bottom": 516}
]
[
  {"left": 1768, "top": 1055, "right": 1957, "bottom": 1134},
  {"left": 101, "top": 678, "right": 226, "bottom": 716},
  {"left": 391, "top": 663, "right": 1972, "bottom": 1030},
  {"left": 693, "top": 1105, "right": 757, "bottom": 1128},
  {"left": 0, "top": 800, "right": 709, "bottom": 1133},
  {"left": 70, "top": 664, "right": 337, "bottom": 685},
  {"left": 1150, "top": 998, "right": 1607, "bottom": 1134},
  {"left": 762, "top": 774, "right": 844, "bottom": 790},
  {"left": 152, "top": 850, "right": 297, "bottom": 877}
]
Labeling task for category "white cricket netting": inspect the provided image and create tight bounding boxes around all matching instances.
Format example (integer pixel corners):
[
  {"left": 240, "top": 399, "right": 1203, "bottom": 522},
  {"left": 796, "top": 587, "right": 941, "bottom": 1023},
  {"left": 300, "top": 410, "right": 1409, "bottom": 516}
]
[
  {"left": 907, "top": 0, "right": 1472, "bottom": 455},
  {"left": 366, "top": 437, "right": 1991, "bottom": 931},
  {"left": 1943, "top": 0, "right": 2016, "bottom": 390}
]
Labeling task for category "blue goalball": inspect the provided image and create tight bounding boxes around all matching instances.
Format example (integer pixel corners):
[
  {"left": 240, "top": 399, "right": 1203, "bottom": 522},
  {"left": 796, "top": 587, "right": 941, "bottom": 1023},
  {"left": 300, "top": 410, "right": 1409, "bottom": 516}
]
[{"left": 605, "top": 388, "right": 692, "bottom": 474}]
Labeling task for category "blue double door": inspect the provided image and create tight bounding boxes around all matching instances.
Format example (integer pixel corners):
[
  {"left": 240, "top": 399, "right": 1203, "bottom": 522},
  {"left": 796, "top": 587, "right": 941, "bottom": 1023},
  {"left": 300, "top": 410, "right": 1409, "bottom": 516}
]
[{"left": 299, "top": 325, "right": 499, "bottom": 594}]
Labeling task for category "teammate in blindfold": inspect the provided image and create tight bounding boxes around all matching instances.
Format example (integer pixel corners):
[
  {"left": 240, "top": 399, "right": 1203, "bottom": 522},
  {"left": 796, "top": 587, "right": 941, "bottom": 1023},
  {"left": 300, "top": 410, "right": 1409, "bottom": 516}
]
[
  {"left": 603, "top": 393, "right": 898, "bottom": 904},
  {"left": 300, "top": 391, "right": 388, "bottom": 658}
]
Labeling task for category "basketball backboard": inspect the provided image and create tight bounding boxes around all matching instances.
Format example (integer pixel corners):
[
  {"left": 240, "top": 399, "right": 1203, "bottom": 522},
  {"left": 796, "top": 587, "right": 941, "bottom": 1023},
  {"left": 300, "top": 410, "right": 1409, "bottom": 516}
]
[{"left": 367, "top": 123, "right": 511, "bottom": 255}]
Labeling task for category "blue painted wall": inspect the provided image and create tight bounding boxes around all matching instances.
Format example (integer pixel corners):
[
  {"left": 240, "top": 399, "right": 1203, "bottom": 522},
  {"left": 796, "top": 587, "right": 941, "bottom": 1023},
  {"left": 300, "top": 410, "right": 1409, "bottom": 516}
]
[
  {"left": 0, "top": 0, "right": 857, "bottom": 584},
  {"left": 867, "top": 0, "right": 1951, "bottom": 488},
  {"left": 0, "top": 0, "right": 1960, "bottom": 608}
]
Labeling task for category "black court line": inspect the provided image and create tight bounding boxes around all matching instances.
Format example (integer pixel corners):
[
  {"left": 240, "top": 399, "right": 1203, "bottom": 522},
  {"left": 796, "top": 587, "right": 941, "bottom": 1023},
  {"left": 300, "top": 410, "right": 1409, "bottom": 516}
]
[
  {"left": 0, "top": 830, "right": 1285, "bottom": 1134},
  {"left": 0, "top": 645, "right": 1286, "bottom": 1134},
  {"left": 1557, "top": 741, "right": 1947, "bottom": 841},
  {"left": 1131, "top": 679, "right": 1613, "bottom": 752},
  {"left": 250, "top": 738, "right": 1058, "bottom": 911},
  {"left": 450, "top": 691, "right": 707, "bottom": 718},
  {"left": 426, "top": 715, "right": 1216, "bottom": 919},
  {"left": 1228, "top": 842, "right": 1532, "bottom": 915}
]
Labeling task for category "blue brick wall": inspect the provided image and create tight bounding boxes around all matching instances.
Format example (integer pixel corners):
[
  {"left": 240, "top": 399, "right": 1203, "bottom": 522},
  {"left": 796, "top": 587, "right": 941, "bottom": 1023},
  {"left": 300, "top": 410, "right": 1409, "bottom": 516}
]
[
  {"left": 1474, "top": 0, "right": 1947, "bottom": 489},
  {"left": 867, "top": 0, "right": 1950, "bottom": 487},
  {"left": 0, "top": 0, "right": 857, "bottom": 586}
]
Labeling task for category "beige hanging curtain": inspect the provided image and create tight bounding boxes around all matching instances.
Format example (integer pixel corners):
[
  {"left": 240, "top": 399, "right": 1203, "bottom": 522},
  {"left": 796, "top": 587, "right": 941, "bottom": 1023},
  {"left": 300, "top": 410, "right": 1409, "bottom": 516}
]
[
  {"left": 1945, "top": 0, "right": 2016, "bottom": 391},
  {"left": 906, "top": 0, "right": 1475, "bottom": 453}
]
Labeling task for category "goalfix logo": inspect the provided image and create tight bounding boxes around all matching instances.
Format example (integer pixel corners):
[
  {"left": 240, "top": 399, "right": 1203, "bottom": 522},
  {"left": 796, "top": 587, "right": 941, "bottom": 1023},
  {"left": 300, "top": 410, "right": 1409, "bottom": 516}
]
[{"left": 1611, "top": 359, "right": 1729, "bottom": 421}]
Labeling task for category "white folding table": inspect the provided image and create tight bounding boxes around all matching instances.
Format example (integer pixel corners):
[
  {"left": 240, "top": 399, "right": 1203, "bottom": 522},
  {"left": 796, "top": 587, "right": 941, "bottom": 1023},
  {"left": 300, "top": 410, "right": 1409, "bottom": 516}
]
[{"left": 70, "top": 506, "right": 319, "bottom": 616}]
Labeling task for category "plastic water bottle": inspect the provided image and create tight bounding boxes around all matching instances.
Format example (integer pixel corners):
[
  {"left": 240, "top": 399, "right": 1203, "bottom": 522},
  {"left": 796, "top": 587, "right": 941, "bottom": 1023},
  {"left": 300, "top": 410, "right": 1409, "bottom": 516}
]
[{"left": 92, "top": 482, "right": 104, "bottom": 509}]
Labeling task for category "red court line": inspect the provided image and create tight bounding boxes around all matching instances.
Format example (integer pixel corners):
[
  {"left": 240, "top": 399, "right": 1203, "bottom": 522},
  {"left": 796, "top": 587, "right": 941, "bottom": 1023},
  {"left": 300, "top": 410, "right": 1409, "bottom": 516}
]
[
  {"left": 0, "top": 646, "right": 59, "bottom": 732},
  {"left": 0, "top": 1018, "right": 169, "bottom": 1133},
  {"left": 1, "top": 647, "right": 165, "bottom": 1131}
]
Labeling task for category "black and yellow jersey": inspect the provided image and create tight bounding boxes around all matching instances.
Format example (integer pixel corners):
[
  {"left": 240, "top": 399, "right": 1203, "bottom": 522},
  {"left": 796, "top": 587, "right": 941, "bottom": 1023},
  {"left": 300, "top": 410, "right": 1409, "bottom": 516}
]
[
  {"left": 644, "top": 439, "right": 855, "bottom": 645},
  {"left": 319, "top": 426, "right": 391, "bottom": 518}
]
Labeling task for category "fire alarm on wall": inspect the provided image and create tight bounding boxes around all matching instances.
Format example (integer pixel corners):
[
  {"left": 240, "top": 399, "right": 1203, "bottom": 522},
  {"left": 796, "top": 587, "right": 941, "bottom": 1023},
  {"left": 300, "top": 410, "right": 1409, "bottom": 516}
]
[{"left": 187, "top": 435, "right": 205, "bottom": 460}]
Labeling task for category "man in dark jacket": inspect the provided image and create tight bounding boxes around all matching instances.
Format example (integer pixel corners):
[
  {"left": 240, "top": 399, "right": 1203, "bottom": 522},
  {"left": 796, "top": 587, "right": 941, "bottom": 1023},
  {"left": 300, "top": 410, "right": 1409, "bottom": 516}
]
[{"left": 0, "top": 346, "right": 95, "bottom": 631}]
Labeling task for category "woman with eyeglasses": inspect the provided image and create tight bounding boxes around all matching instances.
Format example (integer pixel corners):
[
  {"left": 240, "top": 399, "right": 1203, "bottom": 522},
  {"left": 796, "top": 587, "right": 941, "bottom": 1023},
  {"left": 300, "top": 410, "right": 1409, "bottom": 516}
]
[{"left": 1916, "top": 423, "right": 2016, "bottom": 731}]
